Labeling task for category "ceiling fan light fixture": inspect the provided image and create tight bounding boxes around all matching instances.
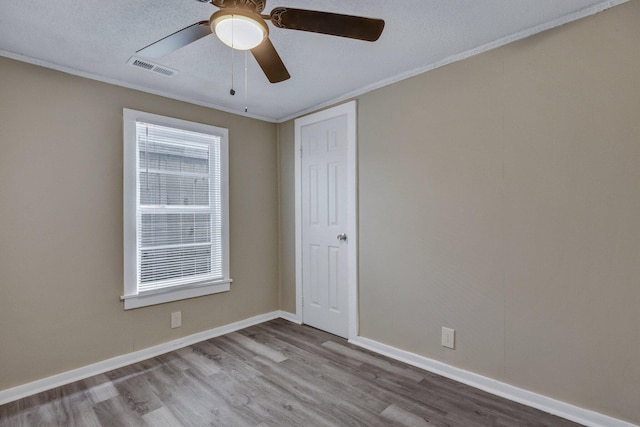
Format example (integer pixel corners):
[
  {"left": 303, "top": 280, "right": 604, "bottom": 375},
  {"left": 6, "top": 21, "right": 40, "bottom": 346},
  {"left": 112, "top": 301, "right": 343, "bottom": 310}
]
[{"left": 211, "top": 10, "right": 268, "bottom": 50}]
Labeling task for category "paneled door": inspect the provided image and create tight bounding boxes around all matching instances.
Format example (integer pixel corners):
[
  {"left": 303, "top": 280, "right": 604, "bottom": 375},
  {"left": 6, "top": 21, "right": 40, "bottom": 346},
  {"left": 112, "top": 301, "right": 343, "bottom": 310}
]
[{"left": 300, "top": 112, "right": 350, "bottom": 338}]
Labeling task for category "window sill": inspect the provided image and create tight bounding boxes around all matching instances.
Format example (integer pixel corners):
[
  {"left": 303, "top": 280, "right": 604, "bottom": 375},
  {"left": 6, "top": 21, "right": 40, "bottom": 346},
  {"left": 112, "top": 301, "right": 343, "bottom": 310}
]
[{"left": 121, "top": 280, "right": 232, "bottom": 310}]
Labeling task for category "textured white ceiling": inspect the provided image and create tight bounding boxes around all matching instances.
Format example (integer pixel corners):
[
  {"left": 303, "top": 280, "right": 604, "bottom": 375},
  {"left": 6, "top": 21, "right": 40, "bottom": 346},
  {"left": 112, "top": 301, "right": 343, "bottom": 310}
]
[{"left": 0, "top": 0, "right": 627, "bottom": 122}]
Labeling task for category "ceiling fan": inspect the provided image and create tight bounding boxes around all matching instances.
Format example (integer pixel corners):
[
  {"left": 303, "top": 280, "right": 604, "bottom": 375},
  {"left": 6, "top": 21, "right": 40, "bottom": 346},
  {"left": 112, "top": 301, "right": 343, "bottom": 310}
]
[{"left": 136, "top": 0, "right": 385, "bottom": 83}]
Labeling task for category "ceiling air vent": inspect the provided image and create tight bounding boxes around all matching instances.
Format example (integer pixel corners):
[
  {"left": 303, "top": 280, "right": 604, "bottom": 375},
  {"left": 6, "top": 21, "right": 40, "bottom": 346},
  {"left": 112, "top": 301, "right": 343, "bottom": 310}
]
[{"left": 127, "top": 57, "right": 177, "bottom": 77}]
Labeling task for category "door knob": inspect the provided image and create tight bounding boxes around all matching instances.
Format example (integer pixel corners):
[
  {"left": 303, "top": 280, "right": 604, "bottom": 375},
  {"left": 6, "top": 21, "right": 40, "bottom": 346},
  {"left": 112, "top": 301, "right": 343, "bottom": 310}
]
[{"left": 337, "top": 233, "right": 347, "bottom": 242}]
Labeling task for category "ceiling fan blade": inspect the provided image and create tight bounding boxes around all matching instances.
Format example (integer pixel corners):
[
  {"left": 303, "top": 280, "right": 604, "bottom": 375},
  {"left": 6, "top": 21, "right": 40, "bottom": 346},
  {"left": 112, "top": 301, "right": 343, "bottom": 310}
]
[
  {"left": 136, "top": 21, "right": 211, "bottom": 59},
  {"left": 251, "top": 38, "right": 291, "bottom": 83},
  {"left": 269, "top": 8, "right": 384, "bottom": 42}
]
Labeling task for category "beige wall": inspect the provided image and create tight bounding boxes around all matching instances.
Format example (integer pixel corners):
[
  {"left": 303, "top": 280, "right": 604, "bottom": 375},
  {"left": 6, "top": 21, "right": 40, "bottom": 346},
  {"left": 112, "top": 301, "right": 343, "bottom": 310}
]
[
  {"left": 0, "top": 57, "right": 279, "bottom": 390},
  {"left": 279, "top": 1, "right": 640, "bottom": 423},
  {"left": 277, "top": 120, "right": 297, "bottom": 313}
]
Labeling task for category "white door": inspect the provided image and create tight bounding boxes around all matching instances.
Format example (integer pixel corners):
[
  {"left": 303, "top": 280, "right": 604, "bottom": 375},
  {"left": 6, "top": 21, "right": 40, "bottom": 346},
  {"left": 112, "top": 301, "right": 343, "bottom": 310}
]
[{"left": 300, "top": 113, "right": 350, "bottom": 338}]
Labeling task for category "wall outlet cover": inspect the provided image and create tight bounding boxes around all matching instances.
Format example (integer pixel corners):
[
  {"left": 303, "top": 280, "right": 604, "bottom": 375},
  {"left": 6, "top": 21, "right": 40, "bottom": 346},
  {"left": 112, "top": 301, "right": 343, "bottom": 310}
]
[
  {"left": 171, "top": 311, "right": 182, "bottom": 329},
  {"left": 442, "top": 327, "right": 455, "bottom": 349}
]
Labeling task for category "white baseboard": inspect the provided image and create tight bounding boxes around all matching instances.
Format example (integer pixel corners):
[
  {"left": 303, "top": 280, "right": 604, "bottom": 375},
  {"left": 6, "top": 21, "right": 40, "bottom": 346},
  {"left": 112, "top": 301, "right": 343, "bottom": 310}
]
[
  {"left": 277, "top": 310, "right": 302, "bottom": 324},
  {"left": 0, "top": 311, "right": 281, "bottom": 406},
  {"left": 349, "top": 336, "right": 637, "bottom": 427}
]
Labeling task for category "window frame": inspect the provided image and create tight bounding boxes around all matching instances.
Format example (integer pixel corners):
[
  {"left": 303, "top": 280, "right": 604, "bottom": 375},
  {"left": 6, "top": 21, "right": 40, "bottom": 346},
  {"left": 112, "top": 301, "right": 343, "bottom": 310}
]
[{"left": 122, "top": 108, "right": 231, "bottom": 310}]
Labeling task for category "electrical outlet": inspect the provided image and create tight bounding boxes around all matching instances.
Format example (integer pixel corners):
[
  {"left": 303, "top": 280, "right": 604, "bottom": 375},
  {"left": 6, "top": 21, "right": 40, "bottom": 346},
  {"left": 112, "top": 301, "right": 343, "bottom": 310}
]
[
  {"left": 442, "top": 327, "right": 455, "bottom": 349},
  {"left": 171, "top": 311, "right": 182, "bottom": 329}
]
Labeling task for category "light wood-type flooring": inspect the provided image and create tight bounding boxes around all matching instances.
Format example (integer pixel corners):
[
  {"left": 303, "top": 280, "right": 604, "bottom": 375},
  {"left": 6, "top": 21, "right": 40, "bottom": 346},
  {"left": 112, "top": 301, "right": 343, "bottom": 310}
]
[{"left": 0, "top": 319, "right": 581, "bottom": 426}]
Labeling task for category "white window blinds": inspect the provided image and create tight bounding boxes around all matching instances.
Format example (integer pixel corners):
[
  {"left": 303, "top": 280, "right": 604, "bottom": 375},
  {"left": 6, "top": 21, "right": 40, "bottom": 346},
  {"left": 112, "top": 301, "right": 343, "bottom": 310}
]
[
  {"left": 123, "top": 109, "right": 230, "bottom": 309},
  {"left": 136, "top": 122, "right": 223, "bottom": 291}
]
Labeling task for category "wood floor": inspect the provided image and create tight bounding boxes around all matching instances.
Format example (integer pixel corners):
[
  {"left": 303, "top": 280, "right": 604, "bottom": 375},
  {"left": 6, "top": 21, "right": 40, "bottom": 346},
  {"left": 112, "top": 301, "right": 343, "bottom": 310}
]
[{"left": 0, "top": 319, "right": 581, "bottom": 426}]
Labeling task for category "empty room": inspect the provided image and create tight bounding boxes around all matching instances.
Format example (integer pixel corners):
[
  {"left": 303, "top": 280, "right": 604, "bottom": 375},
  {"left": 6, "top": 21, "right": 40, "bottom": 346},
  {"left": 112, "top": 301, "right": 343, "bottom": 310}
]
[{"left": 1, "top": 0, "right": 639, "bottom": 426}]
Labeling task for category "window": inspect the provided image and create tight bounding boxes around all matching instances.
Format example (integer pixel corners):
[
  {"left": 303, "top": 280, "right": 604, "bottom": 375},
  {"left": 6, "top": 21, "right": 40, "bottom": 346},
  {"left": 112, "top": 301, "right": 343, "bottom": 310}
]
[{"left": 122, "top": 109, "right": 231, "bottom": 309}]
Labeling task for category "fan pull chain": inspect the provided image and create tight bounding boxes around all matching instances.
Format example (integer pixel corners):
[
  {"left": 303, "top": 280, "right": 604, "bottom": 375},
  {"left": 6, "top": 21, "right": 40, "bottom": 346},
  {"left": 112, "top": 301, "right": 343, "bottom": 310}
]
[
  {"left": 229, "top": 17, "right": 236, "bottom": 96},
  {"left": 244, "top": 50, "right": 248, "bottom": 112},
  {"left": 230, "top": 46, "right": 236, "bottom": 96}
]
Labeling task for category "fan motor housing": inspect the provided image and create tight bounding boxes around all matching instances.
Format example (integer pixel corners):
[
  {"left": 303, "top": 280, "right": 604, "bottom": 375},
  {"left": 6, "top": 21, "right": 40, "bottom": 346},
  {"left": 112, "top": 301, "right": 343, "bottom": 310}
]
[{"left": 211, "top": 0, "right": 266, "bottom": 13}]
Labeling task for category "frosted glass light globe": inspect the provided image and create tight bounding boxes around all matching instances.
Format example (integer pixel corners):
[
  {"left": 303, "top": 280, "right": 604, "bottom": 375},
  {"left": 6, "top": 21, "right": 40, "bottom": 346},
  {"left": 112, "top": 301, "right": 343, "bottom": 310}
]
[{"left": 212, "top": 12, "right": 267, "bottom": 50}]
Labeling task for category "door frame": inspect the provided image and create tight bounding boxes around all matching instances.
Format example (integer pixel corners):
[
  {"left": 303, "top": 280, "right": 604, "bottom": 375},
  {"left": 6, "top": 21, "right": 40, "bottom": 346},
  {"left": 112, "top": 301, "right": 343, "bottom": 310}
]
[{"left": 294, "top": 100, "right": 358, "bottom": 339}]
